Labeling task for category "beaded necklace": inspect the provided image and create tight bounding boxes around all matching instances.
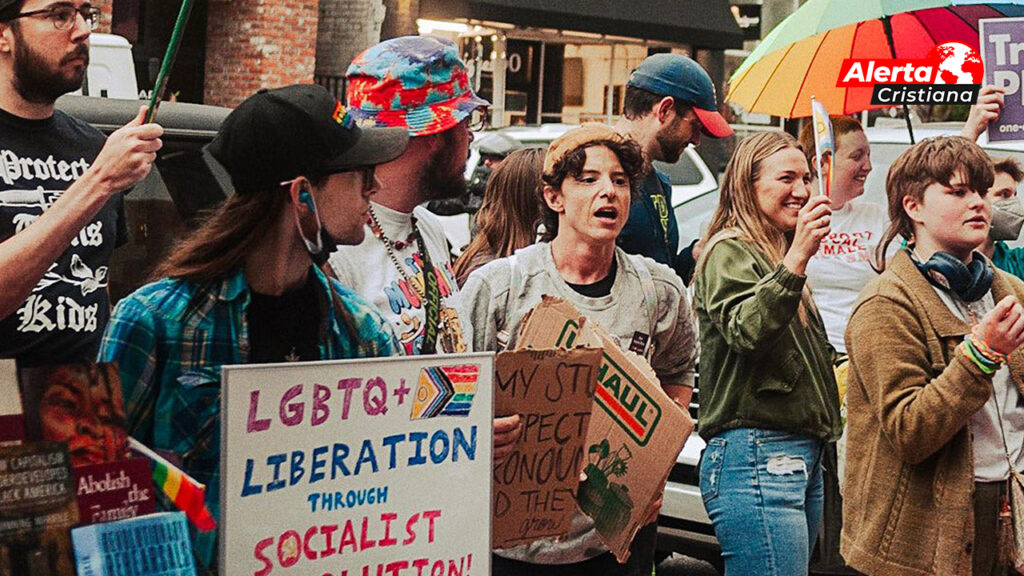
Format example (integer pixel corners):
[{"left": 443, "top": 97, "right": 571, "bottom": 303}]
[{"left": 367, "top": 205, "right": 441, "bottom": 354}]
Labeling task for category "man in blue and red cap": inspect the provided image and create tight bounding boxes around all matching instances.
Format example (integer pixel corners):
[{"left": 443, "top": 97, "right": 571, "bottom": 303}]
[{"left": 615, "top": 53, "right": 733, "bottom": 285}]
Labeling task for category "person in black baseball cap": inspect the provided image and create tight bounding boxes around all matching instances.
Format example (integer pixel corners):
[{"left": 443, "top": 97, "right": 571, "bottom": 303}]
[
  {"left": 99, "top": 84, "right": 407, "bottom": 571},
  {"left": 207, "top": 83, "right": 408, "bottom": 263}
]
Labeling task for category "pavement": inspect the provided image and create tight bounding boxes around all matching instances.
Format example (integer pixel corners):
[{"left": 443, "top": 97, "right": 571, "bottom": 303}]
[{"left": 656, "top": 554, "right": 721, "bottom": 576}]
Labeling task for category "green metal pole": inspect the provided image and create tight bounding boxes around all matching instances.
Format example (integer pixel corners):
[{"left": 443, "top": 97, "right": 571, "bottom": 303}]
[{"left": 145, "top": 0, "right": 196, "bottom": 123}]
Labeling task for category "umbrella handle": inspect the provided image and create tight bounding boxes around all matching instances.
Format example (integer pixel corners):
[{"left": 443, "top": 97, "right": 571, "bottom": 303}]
[{"left": 882, "top": 16, "right": 916, "bottom": 144}]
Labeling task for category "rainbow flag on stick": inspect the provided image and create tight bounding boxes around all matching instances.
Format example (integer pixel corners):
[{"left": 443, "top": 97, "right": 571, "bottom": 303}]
[
  {"left": 811, "top": 96, "right": 835, "bottom": 197},
  {"left": 129, "top": 437, "right": 216, "bottom": 532}
]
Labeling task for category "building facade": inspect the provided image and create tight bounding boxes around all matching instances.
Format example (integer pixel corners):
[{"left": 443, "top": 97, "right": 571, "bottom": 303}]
[{"left": 91, "top": 0, "right": 744, "bottom": 112}]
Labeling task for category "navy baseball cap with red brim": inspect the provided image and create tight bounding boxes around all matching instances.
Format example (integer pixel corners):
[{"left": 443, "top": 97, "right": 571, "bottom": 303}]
[{"left": 628, "top": 54, "right": 734, "bottom": 139}]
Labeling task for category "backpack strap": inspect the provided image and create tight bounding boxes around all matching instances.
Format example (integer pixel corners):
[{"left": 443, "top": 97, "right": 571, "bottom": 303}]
[
  {"left": 627, "top": 253, "right": 659, "bottom": 356},
  {"left": 496, "top": 252, "right": 519, "bottom": 351}
]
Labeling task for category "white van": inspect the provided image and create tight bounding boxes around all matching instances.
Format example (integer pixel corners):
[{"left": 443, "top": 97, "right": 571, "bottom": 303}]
[{"left": 75, "top": 33, "right": 138, "bottom": 100}]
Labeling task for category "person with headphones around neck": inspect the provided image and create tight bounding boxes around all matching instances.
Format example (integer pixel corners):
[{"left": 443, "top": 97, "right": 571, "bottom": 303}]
[{"left": 842, "top": 136, "right": 1024, "bottom": 576}]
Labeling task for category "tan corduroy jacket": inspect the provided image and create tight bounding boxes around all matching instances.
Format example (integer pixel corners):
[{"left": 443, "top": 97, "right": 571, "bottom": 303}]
[{"left": 842, "top": 250, "right": 1024, "bottom": 576}]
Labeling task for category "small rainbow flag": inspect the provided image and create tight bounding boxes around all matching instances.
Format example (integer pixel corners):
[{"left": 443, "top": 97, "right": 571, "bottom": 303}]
[
  {"left": 811, "top": 96, "right": 835, "bottom": 197},
  {"left": 130, "top": 437, "right": 216, "bottom": 532}
]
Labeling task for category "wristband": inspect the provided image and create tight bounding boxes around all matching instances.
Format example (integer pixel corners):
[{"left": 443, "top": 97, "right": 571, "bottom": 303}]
[
  {"left": 963, "top": 339, "right": 999, "bottom": 375},
  {"left": 968, "top": 335, "right": 1008, "bottom": 364}
]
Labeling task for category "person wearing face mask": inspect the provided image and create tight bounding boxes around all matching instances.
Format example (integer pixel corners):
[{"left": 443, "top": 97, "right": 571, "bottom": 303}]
[
  {"left": 98, "top": 85, "right": 407, "bottom": 572},
  {"left": 981, "top": 157, "right": 1024, "bottom": 279}
]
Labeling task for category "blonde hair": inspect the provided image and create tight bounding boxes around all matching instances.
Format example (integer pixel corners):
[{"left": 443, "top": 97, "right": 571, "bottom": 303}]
[{"left": 697, "top": 131, "right": 817, "bottom": 323}]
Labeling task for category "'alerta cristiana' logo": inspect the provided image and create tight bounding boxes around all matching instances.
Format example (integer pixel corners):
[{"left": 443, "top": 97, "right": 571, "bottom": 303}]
[{"left": 836, "top": 41, "right": 983, "bottom": 106}]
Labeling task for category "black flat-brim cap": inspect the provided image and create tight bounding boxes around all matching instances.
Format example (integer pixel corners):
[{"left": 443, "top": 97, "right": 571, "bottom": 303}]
[
  {"left": 207, "top": 84, "right": 408, "bottom": 193},
  {"left": 324, "top": 125, "right": 407, "bottom": 172},
  {"left": 0, "top": 0, "right": 20, "bottom": 19}
]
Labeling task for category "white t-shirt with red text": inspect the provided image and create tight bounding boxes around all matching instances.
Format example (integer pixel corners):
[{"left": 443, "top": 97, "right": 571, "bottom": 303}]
[{"left": 806, "top": 199, "right": 889, "bottom": 354}]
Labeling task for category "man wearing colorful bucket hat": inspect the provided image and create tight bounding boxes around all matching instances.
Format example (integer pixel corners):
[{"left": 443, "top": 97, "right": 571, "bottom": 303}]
[
  {"left": 615, "top": 53, "right": 733, "bottom": 284},
  {"left": 329, "top": 35, "right": 488, "bottom": 357},
  {"left": 100, "top": 84, "right": 407, "bottom": 572}
]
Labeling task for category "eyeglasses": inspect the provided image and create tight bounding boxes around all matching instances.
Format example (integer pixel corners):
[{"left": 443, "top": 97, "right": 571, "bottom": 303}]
[
  {"left": 282, "top": 165, "right": 376, "bottom": 194},
  {"left": 7, "top": 4, "right": 100, "bottom": 31},
  {"left": 468, "top": 107, "right": 490, "bottom": 132},
  {"left": 348, "top": 165, "right": 376, "bottom": 194}
]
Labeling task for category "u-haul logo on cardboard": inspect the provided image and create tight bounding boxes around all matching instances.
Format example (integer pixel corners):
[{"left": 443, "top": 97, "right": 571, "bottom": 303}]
[{"left": 556, "top": 320, "right": 661, "bottom": 446}]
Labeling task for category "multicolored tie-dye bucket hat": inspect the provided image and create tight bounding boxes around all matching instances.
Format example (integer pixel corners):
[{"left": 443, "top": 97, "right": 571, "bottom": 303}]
[{"left": 346, "top": 36, "right": 490, "bottom": 137}]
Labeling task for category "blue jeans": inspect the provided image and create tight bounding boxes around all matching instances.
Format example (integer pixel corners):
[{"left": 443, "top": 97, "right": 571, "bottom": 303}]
[{"left": 699, "top": 428, "right": 825, "bottom": 576}]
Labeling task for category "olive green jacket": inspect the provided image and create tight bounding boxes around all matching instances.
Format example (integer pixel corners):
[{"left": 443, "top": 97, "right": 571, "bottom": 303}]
[
  {"left": 842, "top": 249, "right": 1024, "bottom": 576},
  {"left": 694, "top": 237, "right": 842, "bottom": 442}
]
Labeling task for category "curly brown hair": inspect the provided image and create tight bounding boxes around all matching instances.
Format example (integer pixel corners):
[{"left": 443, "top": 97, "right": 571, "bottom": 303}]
[{"left": 538, "top": 136, "right": 647, "bottom": 241}]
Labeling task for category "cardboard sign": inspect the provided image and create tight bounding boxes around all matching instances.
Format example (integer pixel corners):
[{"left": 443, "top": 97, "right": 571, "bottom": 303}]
[
  {"left": 981, "top": 17, "right": 1024, "bottom": 142},
  {"left": 73, "top": 457, "right": 156, "bottom": 525},
  {"left": 72, "top": 512, "right": 196, "bottom": 576},
  {"left": 492, "top": 347, "right": 601, "bottom": 548},
  {"left": 516, "top": 297, "right": 694, "bottom": 561},
  {"left": 220, "top": 354, "right": 494, "bottom": 576}
]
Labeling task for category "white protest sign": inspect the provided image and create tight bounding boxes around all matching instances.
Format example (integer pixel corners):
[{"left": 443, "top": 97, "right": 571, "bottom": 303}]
[{"left": 220, "top": 354, "right": 494, "bottom": 576}]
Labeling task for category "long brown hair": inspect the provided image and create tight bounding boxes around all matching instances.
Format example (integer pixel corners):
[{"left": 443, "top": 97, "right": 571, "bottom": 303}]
[
  {"left": 697, "top": 131, "right": 817, "bottom": 323},
  {"left": 453, "top": 148, "right": 545, "bottom": 284},
  {"left": 875, "top": 136, "right": 994, "bottom": 271},
  {"left": 152, "top": 186, "right": 289, "bottom": 282}
]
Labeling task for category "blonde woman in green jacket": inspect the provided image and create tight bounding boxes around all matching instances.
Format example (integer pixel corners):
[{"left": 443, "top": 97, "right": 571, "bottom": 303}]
[{"left": 694, "top": 131, "right": 842, "bottom": 576}]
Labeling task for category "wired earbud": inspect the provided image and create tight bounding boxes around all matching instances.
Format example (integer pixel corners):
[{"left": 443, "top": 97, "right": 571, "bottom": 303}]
[{"left": 299, "top": 188, "right": 316, "bottom": 213}]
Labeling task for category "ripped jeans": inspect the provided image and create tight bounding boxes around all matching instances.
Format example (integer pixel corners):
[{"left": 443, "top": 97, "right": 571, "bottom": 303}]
[{"left": 699, "top": 428, "right": 825, "bottom": 576}]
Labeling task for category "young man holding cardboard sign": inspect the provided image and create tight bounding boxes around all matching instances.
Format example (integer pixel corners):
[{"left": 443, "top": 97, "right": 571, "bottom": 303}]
[{"left": 460, "top": 124, "right": 697, "bottom": 575}]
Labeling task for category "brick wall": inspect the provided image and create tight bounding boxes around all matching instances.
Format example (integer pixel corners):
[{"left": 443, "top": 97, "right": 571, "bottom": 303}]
[
  {"left": 93, "top": 0, "right": 113, "bottom": 32},
  {"left": 204, "top": 0, "right": 319, "bottom": 108},
  {"left": 315, "top": 0, "right": 384, "bottom": 78}
]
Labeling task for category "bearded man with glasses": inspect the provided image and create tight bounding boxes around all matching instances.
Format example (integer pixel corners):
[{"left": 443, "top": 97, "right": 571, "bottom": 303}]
[{"left": 0, "top": 0, "right": 164, "bottom": 367}]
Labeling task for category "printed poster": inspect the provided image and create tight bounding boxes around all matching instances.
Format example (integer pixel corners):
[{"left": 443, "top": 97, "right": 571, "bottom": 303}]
[
  {"left": 220, "top": 354, "right": 494, "bottom": 576},
  {"left": 981, "top": 17, "right": 1024, "bottom": 141}
]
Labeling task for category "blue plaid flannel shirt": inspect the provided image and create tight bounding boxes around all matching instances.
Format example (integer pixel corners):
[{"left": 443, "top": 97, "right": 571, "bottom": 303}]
[{"left": 98, "top": 267, "right": 399, "bottom": 571}]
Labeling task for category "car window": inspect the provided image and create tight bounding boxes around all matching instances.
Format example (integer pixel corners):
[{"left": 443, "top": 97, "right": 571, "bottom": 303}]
[
  {"left": 108, "top": 138, "right": 227, "bottom": 303},
  {"left": 653, "top": 155, "right": 703, "bottom": 186},
  {"left": 675, "top": 189, "right": 720, "bottom": 247}
]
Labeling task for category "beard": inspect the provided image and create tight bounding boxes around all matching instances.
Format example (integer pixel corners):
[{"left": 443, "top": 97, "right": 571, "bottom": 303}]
[
  {"left": 654, "top": 128, "right": 686, "bottom": 164},
  {"left": 12, "top": 29, "right": 88, "bottom": 104},
  {"left": 421, "top": 130, "right": 469, "bottom": 201},
  {"left": 653, "top": 116, "right": 691, "bottom": 164}
]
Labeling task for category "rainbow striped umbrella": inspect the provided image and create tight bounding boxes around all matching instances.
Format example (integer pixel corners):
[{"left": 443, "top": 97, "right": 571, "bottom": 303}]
[{"left": 727, "top": 0, "right": 1024, "bottom": 119}]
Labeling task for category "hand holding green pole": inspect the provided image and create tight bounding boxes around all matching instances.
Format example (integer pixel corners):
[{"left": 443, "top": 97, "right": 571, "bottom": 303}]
[{"left": 145, "top": 0, "right": 196, "bottom": 123}]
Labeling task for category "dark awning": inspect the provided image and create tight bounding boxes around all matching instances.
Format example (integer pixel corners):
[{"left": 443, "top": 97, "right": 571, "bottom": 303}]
[{"left": 419, "top": 0, "right": 744, "bottom": 50}]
